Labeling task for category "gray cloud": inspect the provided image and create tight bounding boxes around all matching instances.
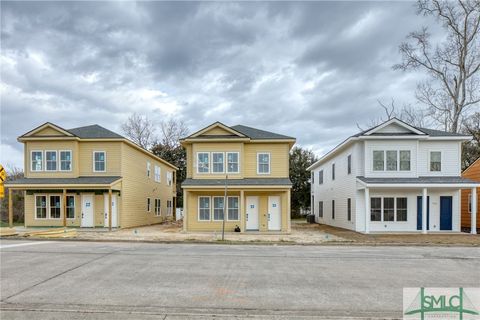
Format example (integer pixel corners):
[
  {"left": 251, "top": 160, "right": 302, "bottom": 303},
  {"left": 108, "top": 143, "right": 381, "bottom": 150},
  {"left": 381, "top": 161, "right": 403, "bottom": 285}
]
[{"left": 1, "top": 1, "right": 443, "bottom": 168}]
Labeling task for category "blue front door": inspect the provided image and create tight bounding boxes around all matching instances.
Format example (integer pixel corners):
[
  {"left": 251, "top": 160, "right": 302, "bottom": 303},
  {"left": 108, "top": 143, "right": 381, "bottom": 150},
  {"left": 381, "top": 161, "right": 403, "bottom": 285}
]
[
  {"left": 417, "top": 196, "right": 430, "bottom": 230},
  {"left": 440, "top": 196, "right": 453, "bottom": 231}
]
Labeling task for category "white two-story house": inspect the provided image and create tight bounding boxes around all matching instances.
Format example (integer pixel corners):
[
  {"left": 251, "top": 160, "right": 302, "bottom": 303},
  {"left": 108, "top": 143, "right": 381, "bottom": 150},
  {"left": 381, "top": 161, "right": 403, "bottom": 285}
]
[{"left": 307, "top": 118, "right": 478, "bottom": 234}]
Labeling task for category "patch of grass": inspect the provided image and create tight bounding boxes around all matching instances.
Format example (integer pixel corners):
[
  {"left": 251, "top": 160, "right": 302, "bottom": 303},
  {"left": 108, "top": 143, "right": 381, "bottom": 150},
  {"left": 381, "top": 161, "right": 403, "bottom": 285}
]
[{"left": 0, "top": 221, "right": 23, "bottom": 227}]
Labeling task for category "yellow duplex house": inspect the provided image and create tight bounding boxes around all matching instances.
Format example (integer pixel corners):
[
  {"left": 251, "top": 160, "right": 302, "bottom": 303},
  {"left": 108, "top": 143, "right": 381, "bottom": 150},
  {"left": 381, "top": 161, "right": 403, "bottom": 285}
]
[
  {"left": 5, "top": 122, "right": 177, "bottom": 229},
  {"left": 180, "top": 122, "right": 295, "bottom": 233}
]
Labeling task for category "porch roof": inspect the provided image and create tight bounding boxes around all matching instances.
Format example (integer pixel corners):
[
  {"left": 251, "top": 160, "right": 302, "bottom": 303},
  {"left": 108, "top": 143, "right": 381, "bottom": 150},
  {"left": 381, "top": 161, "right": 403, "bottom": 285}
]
[
  {"left": 182, "top": 178, "right": 292, "bottom": 188},
  {"left": 5, "top": 176, "right": 122, "bottom": 188},
  {"left": 357, "top": 176, "right": 480, "bottom": 188}
]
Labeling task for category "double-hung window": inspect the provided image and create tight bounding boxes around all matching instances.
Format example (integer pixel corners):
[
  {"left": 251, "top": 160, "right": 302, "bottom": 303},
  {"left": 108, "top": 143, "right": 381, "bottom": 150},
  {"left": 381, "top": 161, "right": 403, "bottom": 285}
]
[
  {"left": 227, "top": 197, "right": 239, "bottom": 221},
  {"left": 93, "top": 151, "right": 106, "bottom": 172},
  {"left": 147, "top": 162, "right": 151, "bottom": 178},
  {"left": 166, "top": 172, "right": 173, "bottom": 186},
  {"left": 386, "top": 151, "right": 397, "bottom": 171},
  {"left": 468, "top": 194, "right": 472, "bottom": 213},
  {"left": 332, "top": 163, "right": 335, "bottom": 180},
  {"left": 212, "top": 152, "right": 224, "bottom": 173},
  {"left": 154, "top": 199, "right": 161, "bottom": 216},
  {"left": 147, "top": 198, "right": 151, "bottom": 212},
  {"left": 213, "top": 197, "right": 224, "bottom": 221},
  {"left": 347, "top": 155, "right": 352, "bottom": 174},
  {"left": 311, "top": 172, "right": 314, "bottom": 184},
  {"left": 311, "top": 196, "right": 315, "bottom": 214},
  {"left": 373, "top": 151, "right": 384, "bottom": 171},
  {"left": 197, "top": 153, "right": 209, "bottom": 173},
  {"left": 49, "top": 195, "right": 61, "bottom": 219},
  {"left": 319, "top": 170, "right": 323, "bottom": 184},
  {"left": 257, "top": 153, "right": 270, "bottom": 174},
  {"left": 399, "top": 151, "right": 411, "bottom": 171},
  {"left": 383, "top": 197, "right": 395, "bottom": 221},
  {"left": 60, "top": 151, "right": 72, "bottom": 171},
  {"left": 347, "top": 198, "right": 351, "bottom": 221},
  {"left": 198, "top": 197, "right": 211, "bottom": 221},
  {"left": 66, "top": 195, "right": 75, "bottom": 219},
  {"left": 31, "top": 151, "right": 43, "bottom": 171},
  {"left": 371, "top": 198, "right": 382, "bottom": 221},
  {"left": 227, "top": 152, "right": 239, "bottom": 173},
  {"left": 430, "top": 151, "right": 441, "bottom": 172},
  {"left": 154, "top": 166, "right": 161, "bottom": 182},
  {"left": 331, "top": 200, "right": 335, "bottom": 219},
  {"left": 318, "top": 201, "right": 323, "bottom": 218},
  {"left": 46, "top": 151, "right": 57, "bottom": 171},
  {"left": 396, "top": 198, "right": 407, "bottom": 221},
  {"left": 167, "top": 200, "right": 173, "bottom": 216},
  {"left": 35, "top": 195, "right": 47, "bottom": 219}
]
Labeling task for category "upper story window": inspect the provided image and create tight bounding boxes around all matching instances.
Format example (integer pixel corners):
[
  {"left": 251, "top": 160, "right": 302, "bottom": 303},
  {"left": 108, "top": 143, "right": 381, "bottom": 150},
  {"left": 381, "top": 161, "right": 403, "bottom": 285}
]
[
  {"left": 373, "top": 150, "right": 411, "bottom": 172},
  {"left": 45, "top": 151, "right": 57, "bottom": 171},
  {"left": 332, "top": 163, "right": 335, "bottom": 180},
  {"left": 347, "top": 155, "right": 352, "bottom": 174},
  {"left": 147, "top": 162, "right": 151, "bottom": 178},
  {"left": 227, "top": 152, "right": 239, "bottom": 173},
  {"left": 212, "top": 152, "right": 224, "bottom": 173},
  {"left": 430, "top": 151, "right": 441, "bottom": 172},
  {"left": 31, "top": 151, "right": 43, "bottom": 171},
  {"left": 93, "top": 151, "right": 106, "bottom": 172},
  {"left": 319, "top": 170, "right": 324, "bottom": 184},
  {"left": 154, "top": 165, "right": 161, "bottom": 182},
  {"left": 60, "top": 150, "right": 72, "bottom": 171},
  {"left": 257, "top": 153, "right": 270, "bottom": 174},
  {"left": 197, "top": 152, "right": 209, "bottom": 173},
  {"left": 166, "top": 171, "right": 173, "bottom": 186},
  {"left": 311, "top": 172, "right": 314, "bottom": 184}
]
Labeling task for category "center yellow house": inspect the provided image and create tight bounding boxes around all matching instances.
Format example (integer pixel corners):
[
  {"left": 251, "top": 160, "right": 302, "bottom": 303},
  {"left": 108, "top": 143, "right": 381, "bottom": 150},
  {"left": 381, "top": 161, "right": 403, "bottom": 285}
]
[{"left": 180, "top": 122, "right": 295, "bottom": 233}]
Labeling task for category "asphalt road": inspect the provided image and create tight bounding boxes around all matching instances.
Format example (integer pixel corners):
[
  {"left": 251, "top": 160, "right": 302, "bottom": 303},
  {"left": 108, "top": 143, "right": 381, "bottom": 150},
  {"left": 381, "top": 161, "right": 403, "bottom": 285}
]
[{"left": 1, "top": 240, "right": 479, "bottom": 319}]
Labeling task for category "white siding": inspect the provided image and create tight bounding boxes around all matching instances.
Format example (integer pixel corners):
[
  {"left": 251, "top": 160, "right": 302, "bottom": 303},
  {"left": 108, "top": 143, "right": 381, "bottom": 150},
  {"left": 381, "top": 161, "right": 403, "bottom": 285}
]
[{"left": 417, "top": 141, "right": 461, "bottom": 176}]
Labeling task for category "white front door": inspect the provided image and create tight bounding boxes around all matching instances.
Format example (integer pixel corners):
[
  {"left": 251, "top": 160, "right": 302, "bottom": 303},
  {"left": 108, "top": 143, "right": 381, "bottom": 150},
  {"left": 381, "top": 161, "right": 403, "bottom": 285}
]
[
  {"left": 104, "top": 193, "right": 118, "bottom": 228},
  {"left": 81, "top": 195, "right": 94, "bottom": 227},
  {"left": 246, "top": 196, "right": 259, "bottom": 231},
  {"left": 268, "top": 196, "right": 281, "bottom": 231}
]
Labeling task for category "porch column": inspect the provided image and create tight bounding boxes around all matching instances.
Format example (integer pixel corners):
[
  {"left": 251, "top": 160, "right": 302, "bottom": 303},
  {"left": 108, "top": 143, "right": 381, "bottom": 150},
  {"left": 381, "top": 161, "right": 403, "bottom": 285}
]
[
  {"left": 63, "top": 189, "right": 67, "bottom": 228},
  {"left": 472, "top": 187, "right": 477, "bottom": 234},
  {"left": 238, "top": 190, "right": 244, "bottom": 232},
  {"left": 8, "top": 188, "right": 13, "bottom": 228},
  {"left": 183, "top": 190, "right": 188, "bottom": 232},
  {"left": 108, "top": 189, "right": 112, "bottom": 231},
  {"left": 287, "top": 189, "right": 291, "bottom": 233},
  {"left": 364, "top": 187, "right": 370, "bottom": 234},
  {"left": 422, "top": 188, "right": 428, "bottom": 234}
]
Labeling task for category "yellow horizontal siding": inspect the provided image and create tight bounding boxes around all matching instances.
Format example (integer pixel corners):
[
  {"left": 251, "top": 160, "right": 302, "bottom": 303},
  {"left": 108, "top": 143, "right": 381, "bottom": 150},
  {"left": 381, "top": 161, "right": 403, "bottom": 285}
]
[
  {"left": 25, "top": 141, "right": 80, "bottom": 178},
  {"left": 244, "top": 143, "right": 289, "bottom": 178},
  {"left": 35, "top": 127, "right": 67, "bottom": 136},
  {"left": 191, "top": 142, "right": 243, "bottom": 179},
  {"left": 78, "top": 141, "right": 122, "bottom": 176}
]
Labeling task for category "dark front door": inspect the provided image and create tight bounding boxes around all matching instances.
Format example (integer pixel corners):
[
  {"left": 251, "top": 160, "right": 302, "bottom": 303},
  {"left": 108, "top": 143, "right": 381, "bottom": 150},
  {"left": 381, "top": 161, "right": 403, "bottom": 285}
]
[
  {"left": 417, "top": 196, "right": 430, "bottom": 231},
  {"left": 440, "top": 196, "right": 453, "bottom": 231}
]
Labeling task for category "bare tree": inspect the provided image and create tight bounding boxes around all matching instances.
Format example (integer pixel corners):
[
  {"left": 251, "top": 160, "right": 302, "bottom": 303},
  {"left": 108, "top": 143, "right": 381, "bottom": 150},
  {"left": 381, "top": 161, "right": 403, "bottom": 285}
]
[
  {"left": 159, "top": 118, "right": 189, "bottom": 149},
  {"left": 394, "top": 0, "right": 480, "bottom": 133},
  {"left": 121, "top": 113, "right": 156, "bottom": 149}
]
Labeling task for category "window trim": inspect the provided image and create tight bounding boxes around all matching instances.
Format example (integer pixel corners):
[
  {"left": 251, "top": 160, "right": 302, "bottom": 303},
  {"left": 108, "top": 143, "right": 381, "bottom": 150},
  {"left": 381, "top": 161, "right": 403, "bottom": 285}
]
[
  {"left": 347, "top": 155, "right": 352, "bottom": 175},
  {"left": 373, "top": 150, "right": 412, "bottom": 172},
  {"left": 198, "top": 196, "right": 211, "bottom": 221},
  {"left": 212, "top": 152, "right": 225, "bottom": 174},
  {"left": 66, "top": 194, "right": 76, "bottom": 219},
  {"left": 35, "top": 194, "right": 48, "bottom": 220},
  {"left": 429, "top": 151, "right": 442, "bottom": 172},
  {"left": 93, "top": 151, "right": 106, "bottom": 172},
  {"left": 147, "top": 162, "right": 151, "bottom": 178},
  {"left": 227, "top": 196, "right": 240, "bottom": 221},
  {"left": 257, "top": 152, "right": 271, "bottom": 175},
  {"left": 196, "top": 152, "right": 210, "bottom": 174},
  {"left": 154, "top": 165, "right": 161, "bottom": 183},
  {"left": 31, "top": 150, "right": 44, "bottom": 172},
  {"left": 45, "top": 150, "right": 58, "bottom": 172},
  {"left": 226, "top": 152, "right": 240, "bottom": 174},
  {"left": 212, "top": 196, "right": 225, "bottom": 221},
  {"left": 48, "top": 195, "right": 62, "bottom": 220},
  {"left": 59, "top": 150, "right": 72, "bottom": 172}
]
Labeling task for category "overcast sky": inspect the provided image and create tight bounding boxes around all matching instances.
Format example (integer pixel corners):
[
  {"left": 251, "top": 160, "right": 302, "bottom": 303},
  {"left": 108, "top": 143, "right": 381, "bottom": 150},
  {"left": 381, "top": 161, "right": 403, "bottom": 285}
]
[{"left": 1, "top": 1, "right": 443, "bottom": 169}]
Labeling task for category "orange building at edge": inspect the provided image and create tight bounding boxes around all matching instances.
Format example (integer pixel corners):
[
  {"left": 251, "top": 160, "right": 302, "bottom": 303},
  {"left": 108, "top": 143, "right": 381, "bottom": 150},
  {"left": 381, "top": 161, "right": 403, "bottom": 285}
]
[{"left": 462, "top": 157, "right": 480, "bottom": 233}]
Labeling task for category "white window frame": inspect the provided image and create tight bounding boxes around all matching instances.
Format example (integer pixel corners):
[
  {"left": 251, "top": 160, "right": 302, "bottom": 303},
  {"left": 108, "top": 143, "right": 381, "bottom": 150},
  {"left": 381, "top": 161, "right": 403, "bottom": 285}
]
[
  {"left": 429, "top": 151, "right": 442, "bottom": 172},
  {"left": 372, "top": 150, "right": 385, "bottom": 171},
  {"left": 385, "top": 150, "right": 398, "bottom": 172},
  {"left": 93, "top": 151, "right": 106, "bottom": 172},
  {"left": 197, "top": 152, "right": 210, "bottom": 174},
  {"left": 370, "top": 196, "right": 408, "bottom": 222},
  {"left": 167, "top": 200, "right": 173, "bottom": 216},
  {"left": 257, "top": 152, "right": 271, "bottom": 175},
  {"left": 31, "top": 150, "right": 43, "bottom": 172},
  {"left": 154, "top": 165, "right": 161, "bottom": 183},
  {"left": 226, "top": 152, "right": 240, "bottom": 173},
  {"left": 212, "top": 196, "right": 225, "bottom": 221},
  {"left": 45, "top": 150, "right": 58, "bottom": 172},
  {"left": 35, "top": 194, "right": 48, "bottom": 219},
  {"left": 66, "top": 195, "right": 76, "bottom": 219},
  {"left": 396, "top": 197, "right": 408, "bottom": 222},
  {"left": 212, "top": 152, "right": 225, "bottom": 173},
  {"left": 154, "top": 199, "right": 161, "bottom": 216},
  {"left": 399, "top": 150, "right": 411, "bottom": 171},
  {"left": 48, "top": 195, "right": 62, "bottom": 220},
  {"left": 147, "top": 198, "right": 151, "bottom": 212},
  {"left": 227, "top": 196, "right": 239, "bottom": 221},
  {"left": 59, "top": 150, "right": 72, "bottom": 172},
  {"left": 147, "top": 162, "right": 151, "bottom": 178},
  {"left": 198, "top": 196, "right": 211, "bottom": 221},
  {"left": 166, "top": 171, "right": 173, "bottom": 186}
]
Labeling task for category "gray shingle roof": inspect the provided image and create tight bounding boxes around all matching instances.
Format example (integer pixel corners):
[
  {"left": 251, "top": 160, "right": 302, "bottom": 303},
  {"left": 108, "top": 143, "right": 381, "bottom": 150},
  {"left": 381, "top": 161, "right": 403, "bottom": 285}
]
[
  {"left": 357, "top": 176, "right": 479, "bottom": 185},
  {"left": 182, "top": 178, "right": 292, "bottom": 187},
  {"left": 68, "top": 125, "right": 124, "bottom": 139},
  {"left": 230, "top": 125, "right": 295, "bottom": 140},
  {"left": 6, "top": 176, "right": 122, "bottom": 185}
]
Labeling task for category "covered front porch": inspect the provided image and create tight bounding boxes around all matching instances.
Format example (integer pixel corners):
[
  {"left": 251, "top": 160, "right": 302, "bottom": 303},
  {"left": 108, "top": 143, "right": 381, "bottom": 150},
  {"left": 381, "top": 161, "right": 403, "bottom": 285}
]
[{"left": 357, "top": 176, "right": 479, "bottom": 234}]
